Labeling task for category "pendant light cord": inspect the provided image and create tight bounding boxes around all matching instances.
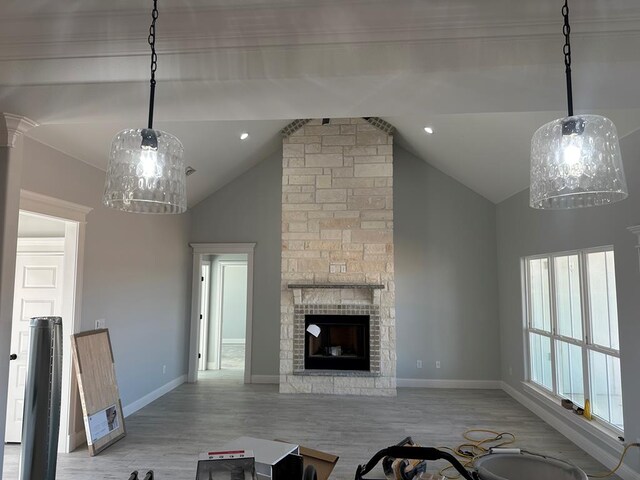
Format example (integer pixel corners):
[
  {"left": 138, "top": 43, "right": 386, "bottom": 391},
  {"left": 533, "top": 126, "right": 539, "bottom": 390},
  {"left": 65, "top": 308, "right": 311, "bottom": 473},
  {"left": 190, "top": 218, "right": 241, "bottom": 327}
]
[
  {"left": 562, "top": 0, "right": 574, "bottom": 117},
  {"left": 147, "top": 0, "right": 159, "bottom": 130}
]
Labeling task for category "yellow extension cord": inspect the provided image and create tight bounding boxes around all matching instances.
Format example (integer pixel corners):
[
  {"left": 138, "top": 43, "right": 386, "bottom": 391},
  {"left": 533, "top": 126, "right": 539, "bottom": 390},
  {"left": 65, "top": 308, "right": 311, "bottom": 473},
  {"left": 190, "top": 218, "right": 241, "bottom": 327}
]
[
  {"left": 587, "top": 442, "right": 640, "bottom": 478},
  {"left": 432, "top": 429, "right": 639, "bottom": 480},
  {"left": 436, "top": 429, "right": 516, "bottom": 479}
]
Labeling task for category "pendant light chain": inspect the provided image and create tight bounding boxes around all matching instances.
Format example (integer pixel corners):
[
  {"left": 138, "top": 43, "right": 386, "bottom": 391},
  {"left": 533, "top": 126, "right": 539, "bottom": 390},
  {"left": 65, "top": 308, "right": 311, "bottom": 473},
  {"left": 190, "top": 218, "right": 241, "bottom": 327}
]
[
  {"left": 562, "top": 0, "right": 574, "bottom": 116},
  {"left": 147, "top": 0, "right": 159, "bottom": 129},
  {"left": 103, "top": 0, "right": 187, "bottom": 215},
  {"left": 528, "top": 0, "right": 628, "bottom": 210}
]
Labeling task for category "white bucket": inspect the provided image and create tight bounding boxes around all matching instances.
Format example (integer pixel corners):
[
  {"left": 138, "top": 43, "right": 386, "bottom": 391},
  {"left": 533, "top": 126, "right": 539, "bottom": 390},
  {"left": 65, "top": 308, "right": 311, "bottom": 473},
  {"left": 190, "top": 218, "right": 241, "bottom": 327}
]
[{"left": 474, "top": 453, "right": 588, "bottom": 480}]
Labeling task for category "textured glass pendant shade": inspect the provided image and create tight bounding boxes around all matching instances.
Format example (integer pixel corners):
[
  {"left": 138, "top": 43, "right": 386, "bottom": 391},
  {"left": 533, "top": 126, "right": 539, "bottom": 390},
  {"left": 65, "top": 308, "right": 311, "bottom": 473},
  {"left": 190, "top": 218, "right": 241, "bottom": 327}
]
[
  {"left": 103, "top": 128, "right": 187, "bottom": 214},
  {"left": 530, "top": 115, "right": 628, "bottom": 209}
]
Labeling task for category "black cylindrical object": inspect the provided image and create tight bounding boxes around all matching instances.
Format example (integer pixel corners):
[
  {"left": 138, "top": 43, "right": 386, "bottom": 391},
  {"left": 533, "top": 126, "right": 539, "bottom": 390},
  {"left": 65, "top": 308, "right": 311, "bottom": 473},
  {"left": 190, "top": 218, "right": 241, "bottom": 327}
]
[{"left": 19, "top": 316, "right": 63, "bottom": 480}]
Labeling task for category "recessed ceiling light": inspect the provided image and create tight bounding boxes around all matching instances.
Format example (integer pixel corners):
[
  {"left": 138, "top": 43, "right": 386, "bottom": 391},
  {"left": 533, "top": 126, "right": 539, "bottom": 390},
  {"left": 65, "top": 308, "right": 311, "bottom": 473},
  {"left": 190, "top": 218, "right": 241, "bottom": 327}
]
[
  {"left": 424, "top": 127, "right": 434, "bottom": 135},
  {"left": 240, "top": 132, "right": 249, "bottom": 140}
]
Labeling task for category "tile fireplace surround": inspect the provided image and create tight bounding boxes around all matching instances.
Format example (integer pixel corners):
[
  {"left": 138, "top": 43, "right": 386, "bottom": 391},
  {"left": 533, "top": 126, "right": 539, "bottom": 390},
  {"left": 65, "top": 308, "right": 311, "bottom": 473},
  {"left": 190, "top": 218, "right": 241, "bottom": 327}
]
[{"left": 279, "top": 118, "right": 396, "bottom": 396}]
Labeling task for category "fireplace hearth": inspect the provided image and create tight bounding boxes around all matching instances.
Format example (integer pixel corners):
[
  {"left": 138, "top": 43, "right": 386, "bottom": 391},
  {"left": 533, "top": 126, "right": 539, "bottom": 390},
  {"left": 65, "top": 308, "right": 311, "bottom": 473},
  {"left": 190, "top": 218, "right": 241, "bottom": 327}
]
[{"left": 305, "top": 315, "right": 370, "bottom": 371}]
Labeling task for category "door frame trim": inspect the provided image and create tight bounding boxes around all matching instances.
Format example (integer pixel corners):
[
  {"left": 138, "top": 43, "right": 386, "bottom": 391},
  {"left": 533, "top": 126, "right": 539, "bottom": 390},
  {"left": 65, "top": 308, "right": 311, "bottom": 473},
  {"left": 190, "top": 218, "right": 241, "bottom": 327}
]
[
  {"left": 198, "top": 260, "right": 211, "bottom": 371},
  {"left": 188, "top": 243, "right": 255, "bottom": 384},
  {"left": 18, "top": 190, "right": 92, "bottom": 453}
]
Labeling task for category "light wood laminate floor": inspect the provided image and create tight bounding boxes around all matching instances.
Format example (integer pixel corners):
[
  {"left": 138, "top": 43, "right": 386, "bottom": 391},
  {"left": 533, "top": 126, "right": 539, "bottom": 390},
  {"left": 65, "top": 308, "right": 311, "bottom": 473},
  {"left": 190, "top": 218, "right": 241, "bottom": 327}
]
[{"left": 3, "top": 372, "right": 616, "bottom": 479}]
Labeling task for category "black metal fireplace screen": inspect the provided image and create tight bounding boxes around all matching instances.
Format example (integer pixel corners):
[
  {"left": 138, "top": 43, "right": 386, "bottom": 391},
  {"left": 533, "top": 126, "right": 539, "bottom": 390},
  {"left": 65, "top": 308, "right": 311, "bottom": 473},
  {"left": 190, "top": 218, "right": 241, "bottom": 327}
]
[{"left": 304, "top": 314, "right": 370, "bottom": 371}]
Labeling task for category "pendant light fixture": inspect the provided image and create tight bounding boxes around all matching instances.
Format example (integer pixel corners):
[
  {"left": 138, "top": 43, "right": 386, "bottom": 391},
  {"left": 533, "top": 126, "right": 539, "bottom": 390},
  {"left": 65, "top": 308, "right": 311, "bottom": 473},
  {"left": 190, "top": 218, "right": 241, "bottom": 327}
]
[
  {"left": 529, "top": 0, "right": 627, "bottom": 209},
  {"left": 103, "top": 0, "right": 187, "bottom": 214}
]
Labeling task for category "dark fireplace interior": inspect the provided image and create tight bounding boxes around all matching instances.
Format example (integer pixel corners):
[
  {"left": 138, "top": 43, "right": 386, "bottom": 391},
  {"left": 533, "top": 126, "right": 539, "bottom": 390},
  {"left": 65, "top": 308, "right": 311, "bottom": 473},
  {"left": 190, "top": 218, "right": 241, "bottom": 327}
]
[{"left": 305, "top": 314, "right": 370, "bottom": 371}]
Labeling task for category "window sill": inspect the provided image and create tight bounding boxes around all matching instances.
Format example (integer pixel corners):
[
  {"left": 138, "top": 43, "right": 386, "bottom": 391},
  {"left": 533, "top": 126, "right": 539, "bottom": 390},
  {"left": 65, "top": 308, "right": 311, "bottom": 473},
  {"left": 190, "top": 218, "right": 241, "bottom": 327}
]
[{"left": 521, "top": 382, "right": 624, "bottom": 453}]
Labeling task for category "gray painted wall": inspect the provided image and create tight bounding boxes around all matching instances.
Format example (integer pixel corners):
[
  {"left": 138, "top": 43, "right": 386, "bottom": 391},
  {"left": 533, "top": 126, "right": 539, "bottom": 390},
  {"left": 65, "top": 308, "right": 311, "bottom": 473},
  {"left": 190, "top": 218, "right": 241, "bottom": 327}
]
[
  {"left": 394, "top": 147, "right": 500, "bottom": 380},
  {"left": 190, "top": 145, "right": 500, "bottom": 380},
  {"left": 19, "top": 138, "right": 192, "bottom": 422},
  {"left": 190, "top": 150, "right": 282, "bottom": 376},
  {"left": 496, "top": 129, "right": 640, "bottom": 468}
]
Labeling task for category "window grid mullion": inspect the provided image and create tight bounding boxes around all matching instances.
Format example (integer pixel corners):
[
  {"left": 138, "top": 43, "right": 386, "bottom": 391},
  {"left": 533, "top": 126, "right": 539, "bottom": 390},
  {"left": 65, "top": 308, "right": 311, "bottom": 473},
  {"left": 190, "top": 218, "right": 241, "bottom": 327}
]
[
  {"left": 604, "top": 252, "right": 612, "bottom": 348},
  {"left": 524, "top": 259, "right": 532, "bottom": 383},
  {"left": 528, "top": 328, "right": 552, "bottom": 337},
  {"left": 587, "top": 344, "right": 620, "bottom": 358},
  {"left": 579, "top": 251, "right": 592, "bottom": 414},
  {"left": 555, "top": 334, "right": 583, "bottom": 348},
  {"left": 548, "top": 255, "right": 558, "bottom": 396}
]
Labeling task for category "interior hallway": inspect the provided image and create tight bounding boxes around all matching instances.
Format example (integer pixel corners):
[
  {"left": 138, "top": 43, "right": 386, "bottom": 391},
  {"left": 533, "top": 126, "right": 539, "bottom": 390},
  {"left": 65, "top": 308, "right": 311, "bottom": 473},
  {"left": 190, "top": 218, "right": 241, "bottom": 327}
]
[{"left": 3, "top": 378, "right": 615, "bottom": 479}]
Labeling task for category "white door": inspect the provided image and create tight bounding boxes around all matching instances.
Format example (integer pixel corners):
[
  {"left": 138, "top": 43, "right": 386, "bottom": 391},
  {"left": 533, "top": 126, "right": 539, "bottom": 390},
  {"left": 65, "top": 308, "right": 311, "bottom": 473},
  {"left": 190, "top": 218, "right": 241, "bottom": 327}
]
[{"left": 5, "top": 251, "right": 64, "bottom": 443}]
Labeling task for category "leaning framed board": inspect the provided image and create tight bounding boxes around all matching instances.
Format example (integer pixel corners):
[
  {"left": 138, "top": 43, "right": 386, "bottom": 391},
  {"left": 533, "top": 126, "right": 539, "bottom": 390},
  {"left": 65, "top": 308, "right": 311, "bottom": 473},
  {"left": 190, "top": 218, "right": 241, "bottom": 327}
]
[{"left": 71, "top": 329, "right": 126, "bottom": 455}]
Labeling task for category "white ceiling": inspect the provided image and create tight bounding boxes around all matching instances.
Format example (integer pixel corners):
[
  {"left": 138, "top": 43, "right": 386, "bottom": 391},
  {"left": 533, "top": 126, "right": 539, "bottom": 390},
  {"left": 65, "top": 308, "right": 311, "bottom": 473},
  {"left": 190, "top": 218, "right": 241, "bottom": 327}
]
[{"left": 2, "top": 0, "right": 640, "bottom": 205}]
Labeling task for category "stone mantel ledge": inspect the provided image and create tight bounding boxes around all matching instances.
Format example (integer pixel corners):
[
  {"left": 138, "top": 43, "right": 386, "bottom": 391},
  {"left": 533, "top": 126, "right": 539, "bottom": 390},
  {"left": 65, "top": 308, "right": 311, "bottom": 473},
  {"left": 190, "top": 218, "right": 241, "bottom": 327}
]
[
  {"left": 287, "top": 283, "right": 384, "bottom": 289},
  {"left": 288, "top": 284, "right": 385, "bottom": 306}
]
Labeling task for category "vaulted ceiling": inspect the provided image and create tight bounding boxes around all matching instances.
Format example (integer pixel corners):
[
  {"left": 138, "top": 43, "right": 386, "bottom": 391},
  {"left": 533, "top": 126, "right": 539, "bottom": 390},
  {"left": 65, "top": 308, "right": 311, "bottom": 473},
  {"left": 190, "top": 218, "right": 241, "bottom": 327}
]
[{"left": 2, "top": 0, "right": 640, "bottom": 205}]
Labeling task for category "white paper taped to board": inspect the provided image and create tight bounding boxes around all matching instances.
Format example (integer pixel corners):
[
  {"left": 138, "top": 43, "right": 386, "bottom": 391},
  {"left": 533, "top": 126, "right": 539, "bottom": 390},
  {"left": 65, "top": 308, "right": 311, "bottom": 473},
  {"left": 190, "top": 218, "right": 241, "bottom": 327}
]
[
  {"left": 306, "top": 324, "right": 321, "bottom": 337},
  {"left": 87, "top": 404, "right": 119, "bottom": 444}
]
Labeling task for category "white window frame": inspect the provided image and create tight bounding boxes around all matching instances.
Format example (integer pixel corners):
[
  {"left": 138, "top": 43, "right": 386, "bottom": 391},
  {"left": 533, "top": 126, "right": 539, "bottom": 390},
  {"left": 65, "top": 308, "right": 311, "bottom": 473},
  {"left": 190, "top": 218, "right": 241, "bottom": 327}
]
[{"left": 523, "top": 246, "right": 623, "bottom": 435}]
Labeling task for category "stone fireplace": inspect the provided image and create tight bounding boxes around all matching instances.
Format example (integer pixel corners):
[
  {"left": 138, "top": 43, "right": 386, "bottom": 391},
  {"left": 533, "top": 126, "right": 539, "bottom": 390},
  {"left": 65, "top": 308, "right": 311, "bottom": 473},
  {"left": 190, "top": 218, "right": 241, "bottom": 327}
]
[{"left": 279, "top": 118, "right": 396, "bottom": 396}]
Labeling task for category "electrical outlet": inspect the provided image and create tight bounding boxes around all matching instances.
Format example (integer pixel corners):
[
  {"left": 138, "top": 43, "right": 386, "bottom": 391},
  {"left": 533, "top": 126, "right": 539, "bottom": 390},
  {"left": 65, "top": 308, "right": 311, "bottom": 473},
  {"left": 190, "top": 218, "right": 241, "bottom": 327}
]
[
  {"left": 435, "top": 361, "right": 441, "bottom": 369},
  {"left": 416, "top": 360, "right": 422, "bottom": 369},
  {"left": 340, "top": 264, "right": 347, "bottom": 273},
  {"left": 162, "top": 365, "right": 167, "bottom": 375},
  {"left": 95, "top": 319, "right": 106, "bottom": 329},
  {"left": 330, "top": 264, "right": 337, "bottom": 273}
]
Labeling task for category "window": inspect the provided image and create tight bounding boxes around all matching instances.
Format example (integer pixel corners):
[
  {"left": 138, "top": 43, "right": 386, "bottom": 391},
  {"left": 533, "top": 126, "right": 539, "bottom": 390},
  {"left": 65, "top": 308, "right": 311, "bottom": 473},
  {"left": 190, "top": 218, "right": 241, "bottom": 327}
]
[{"left": 523, "top": 247, "right": 623, "bottom": 432}]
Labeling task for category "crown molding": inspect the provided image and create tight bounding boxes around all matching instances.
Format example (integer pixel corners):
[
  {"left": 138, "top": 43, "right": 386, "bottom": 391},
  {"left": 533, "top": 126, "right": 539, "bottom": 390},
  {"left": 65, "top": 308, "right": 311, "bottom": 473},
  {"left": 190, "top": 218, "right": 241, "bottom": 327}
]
[
  {"left": 0, "top": 113, "right": 38, "bottom": 147},
  {"left": 1, "top": 2, "right": 640, "bottom": 62}
]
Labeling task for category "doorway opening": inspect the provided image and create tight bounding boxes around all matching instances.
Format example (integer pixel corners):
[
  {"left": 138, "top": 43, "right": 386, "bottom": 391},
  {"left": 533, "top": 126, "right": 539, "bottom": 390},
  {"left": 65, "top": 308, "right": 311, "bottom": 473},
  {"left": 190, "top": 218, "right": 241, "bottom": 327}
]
[
  {"left": 188, "top": 243, "right": 255, "bottom": 384},
  {"left": 3, "top": 191, "right": 91, "bottom": 456},
  {"left": 5, "top": 211, "right": 78, "bottom": 451},
  {"left": 198, "top": 254, "right": 248, "bottom": 381}
]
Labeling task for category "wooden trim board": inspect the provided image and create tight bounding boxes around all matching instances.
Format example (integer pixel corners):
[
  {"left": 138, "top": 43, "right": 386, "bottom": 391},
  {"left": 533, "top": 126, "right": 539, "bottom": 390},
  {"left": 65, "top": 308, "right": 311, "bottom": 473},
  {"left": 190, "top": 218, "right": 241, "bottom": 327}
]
[{"left": 71, "top": 329, "right": 126, "bottom": 456}]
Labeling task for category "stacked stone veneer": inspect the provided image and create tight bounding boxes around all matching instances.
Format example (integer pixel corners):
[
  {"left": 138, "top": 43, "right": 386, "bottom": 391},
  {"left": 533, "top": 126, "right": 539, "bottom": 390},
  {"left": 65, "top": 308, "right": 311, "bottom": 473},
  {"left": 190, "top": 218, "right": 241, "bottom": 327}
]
[{"left": 279, "top": 118, "right": 396, "bottom": 396}]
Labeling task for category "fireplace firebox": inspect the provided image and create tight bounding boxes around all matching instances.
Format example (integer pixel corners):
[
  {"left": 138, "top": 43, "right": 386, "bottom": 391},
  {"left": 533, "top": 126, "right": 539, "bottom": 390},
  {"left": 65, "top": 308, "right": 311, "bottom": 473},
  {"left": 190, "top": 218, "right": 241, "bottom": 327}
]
[{"left": 304, "top": 314, "right": 370, "bottom": 371}]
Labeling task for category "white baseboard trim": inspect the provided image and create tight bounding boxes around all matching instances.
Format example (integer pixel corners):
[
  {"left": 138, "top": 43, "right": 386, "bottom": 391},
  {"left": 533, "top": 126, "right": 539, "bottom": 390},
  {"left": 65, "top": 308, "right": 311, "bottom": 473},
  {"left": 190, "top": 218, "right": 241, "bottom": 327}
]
[
  {"left": 222, "top": 338, "right": 246, "bottom": 345},
  {"left": 501, "top": 381, "right": 640, "bottom": 480},
  {"left": 397, "top": 378, "right": 502, "bottom": 389},
  {"left": 123, "top": 375, "right": 187, "bottom": 418},
  {"left": 251, "top": 375, "right": 279, "bottom": 384},
  {"left": 206, "top": 362, "right": 217, "bottom": 370}
]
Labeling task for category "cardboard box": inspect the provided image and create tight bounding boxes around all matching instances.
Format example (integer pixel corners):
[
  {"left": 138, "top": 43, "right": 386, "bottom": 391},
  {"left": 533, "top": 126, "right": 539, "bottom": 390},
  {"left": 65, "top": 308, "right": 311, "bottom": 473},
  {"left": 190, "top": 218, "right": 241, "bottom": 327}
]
[
  {"left": 275, "top": 441, "right": 339, "bottom": 480},
  {"left": 195, "top": 449, "right": 256, "bottom": 480},
  {"left": 224, "top": 437, "right": 302, "bottom": 480}
]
